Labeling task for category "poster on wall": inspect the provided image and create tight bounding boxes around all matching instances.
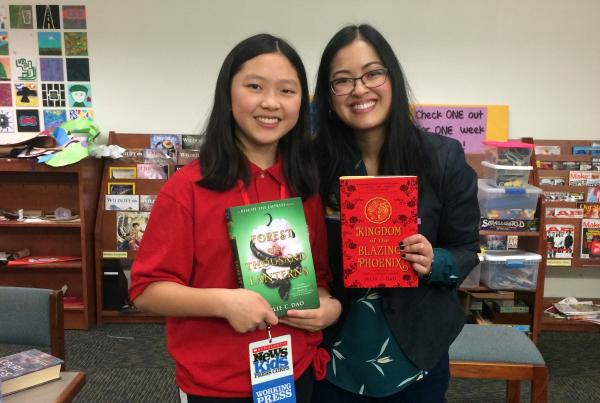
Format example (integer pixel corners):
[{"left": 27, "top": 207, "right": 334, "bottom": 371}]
[
  {"left": 1, "top": 3, "right": 91, "bottom": 139},
  {"left": 413, "top": 104, "right": 508, "bottom": 154}
]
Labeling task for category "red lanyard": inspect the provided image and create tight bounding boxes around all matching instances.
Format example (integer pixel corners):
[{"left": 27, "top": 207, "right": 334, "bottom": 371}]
[{"left": 237, "top": 177, "right": 288, "bottom": 206}]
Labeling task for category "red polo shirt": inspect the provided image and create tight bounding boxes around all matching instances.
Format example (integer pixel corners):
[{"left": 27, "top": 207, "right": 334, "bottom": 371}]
[{"left": 130, "top": 159, "right": 331, "bottom": 397}]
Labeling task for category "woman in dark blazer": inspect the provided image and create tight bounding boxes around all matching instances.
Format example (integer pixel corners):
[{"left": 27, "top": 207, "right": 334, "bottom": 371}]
[{"left": 311, "top": 24, "right": 480, "bottom": 402}]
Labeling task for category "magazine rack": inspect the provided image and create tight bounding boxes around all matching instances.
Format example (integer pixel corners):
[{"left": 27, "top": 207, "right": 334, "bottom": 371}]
[
  {"left": 0, "top": 157, "right": 101, "bottom": 329},
  {"left": 530, "top": 139, "right": 600, "bottom": 333},
  {"left": 94, "top": 132, "right": 172, "bottom": 324}
]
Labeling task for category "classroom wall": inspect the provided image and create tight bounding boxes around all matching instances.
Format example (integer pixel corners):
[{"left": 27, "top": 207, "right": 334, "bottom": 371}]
[{"left": 8, "top": 0, "right": 600, "bottom": 296}]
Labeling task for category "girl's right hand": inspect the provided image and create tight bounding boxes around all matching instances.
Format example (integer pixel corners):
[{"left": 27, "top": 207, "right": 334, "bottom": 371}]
[{"left": 220, "top": 288, "right": 278, "bottom": 333}]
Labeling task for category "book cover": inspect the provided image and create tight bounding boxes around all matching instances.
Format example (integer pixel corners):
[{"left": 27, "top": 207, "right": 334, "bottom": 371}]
[
  {"left": 534, "top": 145, "right": 560, "bottom": 155},
  {"left": 105, "top": 195, "right": 139, "bottom": 211},
  {"left": 578, "top": 203, "right": 600, "bottom": 218},
  {"left": 580, "top": 219, "right": 600, "bottom": 258},
  {"left": 136, "top": 163, "right": 168, "bottom": 179},
  {"left": 545, "top": 207, "right": 583, "bottom": 219},
  {"left": 176, "top": 149, "right": 200, "bottom": 166},
  {"left": 539, "top": 177, "right": 566, "bottom": 186},
  {"left": 149, "top": 134, "right": 180, "bottom": 150},
  {"left": 546, "top": 224, "right": 575, "bottom": 258},
  {"left": 139, "top": 195, "right": 157, "bottom": 212},
  {"left": 339, "top": 176, "right": 418, "bottom": 288},
  {"left": 116, "top": 212, "right": 150, "bottom": 251},
  {"left": 225, "top": 197, "right": 320, "bottom": 317},
  {"left": 0, "top": 349, "right": 63, "bottom": 395},
  {"left": 479, "top": 218, "right": 538, "bottom": 232},
  {"left": 481, "top": 235, "right": 507, "bottom": 251},
  {"left": 181, "top": 134, "right": 203, "bottom": 150},
  {"left": 568, "top": 171, "right": 600, "bottom": 186}
]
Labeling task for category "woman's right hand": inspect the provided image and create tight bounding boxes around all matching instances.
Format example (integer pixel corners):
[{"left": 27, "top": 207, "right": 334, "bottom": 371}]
[{"left": 220, "top": 288, "right": 278, "bottom": 333}]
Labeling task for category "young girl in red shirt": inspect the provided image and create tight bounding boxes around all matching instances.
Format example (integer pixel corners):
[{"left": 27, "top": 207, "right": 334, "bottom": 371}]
[{"left": 129, "top": 34, "right": 341, "bottom": 402}]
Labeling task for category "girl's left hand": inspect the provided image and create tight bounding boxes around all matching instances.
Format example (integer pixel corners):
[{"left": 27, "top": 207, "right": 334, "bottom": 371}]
[
  {"left": 279, "top": 289, "right": 342, "bottom": 332},
  {"left": 400, "top": 233, "right": 434, "bottom": 277}
]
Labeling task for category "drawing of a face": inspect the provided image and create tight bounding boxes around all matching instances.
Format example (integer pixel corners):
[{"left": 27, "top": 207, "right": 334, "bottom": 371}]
[{"left": 71, "top": 90, "right": 85, "bottom": 103}]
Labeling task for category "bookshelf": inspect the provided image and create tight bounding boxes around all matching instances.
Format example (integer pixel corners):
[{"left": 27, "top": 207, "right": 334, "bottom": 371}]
[
  {"left": 0, "top": 157, "right": 101, "bottom": 329},
  {"left": 532, "top": 139, "right": 600, "bottom": 333},
  {"left": 94, "top": 132, "right": 170, "bottom": 325}
]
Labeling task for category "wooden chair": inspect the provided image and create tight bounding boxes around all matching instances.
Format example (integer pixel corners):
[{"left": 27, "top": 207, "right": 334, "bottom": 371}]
[
  {"left": 0, "top": 286, "right": 65, "bottom": 367},
  {"left": 449, "top": 324, "right": 548, "bottom": 403}
]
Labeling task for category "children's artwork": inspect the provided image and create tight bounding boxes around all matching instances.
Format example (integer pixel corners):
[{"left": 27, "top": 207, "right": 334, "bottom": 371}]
[
  {"left": 0, "top": 31, "right": 8, "bottom": 55},
  {"left": 43, "top": 109, "right": 66, "bottom": 130},
  {"left": 41, "top": 83, "right": 66, "bottom": 107},
  {"left": 109, "top": 166, "right": 137, "bottom": 179},
  {"left": 0, "top": 83, "right": 11, "bottom": 105},
  {"left": 0, "top": 108, "right": 15, "bottom": 132},
  {"left": 67, "top": 83, "right": 91, "bottom": 107},
  {"left": 116, "top": 212, "right": 149, "bottom": 251},
  {"left": 15, "top": 109, "right": 39, "bottom": 132},
  {"left": 14, "top": 82, "right": 37, "bottom": 107},
  {"left": 139, "top": 195, "right": 157, "bottom": 212},
  {"left": 0, "top": 56, "right": 10, "bottom": 81},
  {"left": 66, "top": 58, "right": 89, "bottom": 81},
  {"left": 108, "top": 182, "right": 135, "bottom": 195},
  {"left": 68, "top": 109, "right": 93, "bottom": 120},
  {"left": 0, "top": 5, "right": 7, "bottom": 30},
  {"left": 13, "top": 56, "right": 37, "bottom": 81},
  {"left": 137, "top": 163, "right": 168, "bottom": 179},
  {"left": 62, "top": 6, "right": 86, "bottom": 30},
  {"left": 38, "top": 32, "right": 62, "bottom": 56},
  {"left": 39, "top": 58, "right": 64, "bottom": 81},
  {"left": 64, "top": 32, "right": 87, "bottom": 56},
  {"left": 36, "top": 5, "right": 60, "bottom": 29},
  {"left": 9, "top": 5, "right": 33, "bottom": 29}
]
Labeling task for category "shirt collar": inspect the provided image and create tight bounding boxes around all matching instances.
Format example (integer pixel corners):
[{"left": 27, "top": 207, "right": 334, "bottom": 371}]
[{"left": 247, "top": 153, "right": 286, "bottom": 185}]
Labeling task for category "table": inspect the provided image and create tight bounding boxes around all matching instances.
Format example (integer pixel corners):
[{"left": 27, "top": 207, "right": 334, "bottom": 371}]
[{"left": 3, "top": 372, "right": 85, "bottom": 403}]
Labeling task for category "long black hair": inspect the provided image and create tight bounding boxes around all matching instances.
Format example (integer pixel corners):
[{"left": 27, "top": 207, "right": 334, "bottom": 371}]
[
  {"left": 198, "top": 34, "right": 318, "bottom": 197},
  {"left": 314, "top": 24, "right": 432, "bottom": 208}
]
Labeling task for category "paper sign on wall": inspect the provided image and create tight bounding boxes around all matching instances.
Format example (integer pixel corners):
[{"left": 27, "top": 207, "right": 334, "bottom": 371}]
[{"left": 414, "top": 105, "right": 508, "bottom": 153}]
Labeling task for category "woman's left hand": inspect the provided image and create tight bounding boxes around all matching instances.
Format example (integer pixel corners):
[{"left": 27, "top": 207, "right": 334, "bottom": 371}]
[
  {"left": 279, "top": 288, "right": 342, "bottom": 332},
  {"left": 400, "top": 233, "right": 434, "bottom": 277}
]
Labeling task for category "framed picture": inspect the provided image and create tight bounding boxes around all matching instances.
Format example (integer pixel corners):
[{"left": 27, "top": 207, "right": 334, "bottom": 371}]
[
  {"left": 109, "top": 166, "right": 137, "bottom": 179},
  {"left": 107, "top": 182, "right": 136, "bottom": 195}
]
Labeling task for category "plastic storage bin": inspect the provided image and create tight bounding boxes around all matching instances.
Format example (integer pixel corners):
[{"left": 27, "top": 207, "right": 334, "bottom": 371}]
[
  {"left": 480, "top": 250, "right": 541, "bottom": 291},
  {"left": 483, "top": 140, "right": 534, "bottom": 166},
  {"left": 460, "top": 254, "right": 483, "bottom": 289},
  {"left": 481, "top": 161, "right": 533, "bottom": 188},
  {"left": 477, "top": 179, "right": 542, "bottom": 219}
]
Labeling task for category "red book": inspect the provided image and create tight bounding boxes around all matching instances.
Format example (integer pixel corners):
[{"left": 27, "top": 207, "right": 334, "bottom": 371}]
[{"left": 339, "top": 176, "right": 418, "bottom": 288}]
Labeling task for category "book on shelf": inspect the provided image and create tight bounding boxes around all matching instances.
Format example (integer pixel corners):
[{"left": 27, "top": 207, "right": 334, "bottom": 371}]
[
  {"left": 339, "top": 176, "right": 418, "bottom": 288},
  {"left": 546, "top": 224, "right": 574, "bottom": 259},
  {"left": 568, "top": 171, "right": 600, "bottom": 186},
  {"left": 181, "top": 134, "right": 203, "bottom": 150},
  {"left": 6, "top": 256, "right": 81, "bottom": 266},
  {"left": 467, "top": 290, "right": 515, "bottom": 300},
  {"left": 580, "top": 219, "right": 600, "bottom": 259},
  {"left": 579, "top": 203, "right": 600, "bottom": 219},
  {"left": 0, "top": 349, "right": 63, "bottom": 396},
  {"left": 479, "top": 218, "right": 538, "bottom": 232},
  {"left": 225, "top": 197, "right": 320, "bottom": 317},
  {"left": 492, "top": 299, "right": 530, "bottom": 313}
]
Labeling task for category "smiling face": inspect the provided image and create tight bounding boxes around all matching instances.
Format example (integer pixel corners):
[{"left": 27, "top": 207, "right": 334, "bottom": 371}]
[
  {"left": 328, "top": 39, "right": 392, "bottom": 137},
  {"left": 230, "top": 52, "right": 302, "bottom": 164}
]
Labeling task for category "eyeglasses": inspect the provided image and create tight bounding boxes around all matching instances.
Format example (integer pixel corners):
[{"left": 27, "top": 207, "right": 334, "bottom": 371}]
[{"left": 329, "top": 68, "right": 389, "bottom": 96}]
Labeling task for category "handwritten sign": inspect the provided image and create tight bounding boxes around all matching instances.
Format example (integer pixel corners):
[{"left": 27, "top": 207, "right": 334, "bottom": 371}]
[{"left": 414, "top": 105, "right": 508, "bottom": 154}]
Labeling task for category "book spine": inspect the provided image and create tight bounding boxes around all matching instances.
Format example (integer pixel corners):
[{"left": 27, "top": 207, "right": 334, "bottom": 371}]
[{"left": 225, "top": 208, "right": 244, "bottom": 288}]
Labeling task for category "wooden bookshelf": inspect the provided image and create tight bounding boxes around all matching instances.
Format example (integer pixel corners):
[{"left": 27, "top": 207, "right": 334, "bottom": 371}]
[
  {"left": 94, "top": 132, "right": 169, "bottom": 324},
  {"left": 0, "top": 157, "right": 101, "bottom": 329}
]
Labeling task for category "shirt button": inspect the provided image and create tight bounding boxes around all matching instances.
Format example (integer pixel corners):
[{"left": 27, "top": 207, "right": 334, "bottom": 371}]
[{"left": 259, "top": 173, "right": 265, "bottom": 179}]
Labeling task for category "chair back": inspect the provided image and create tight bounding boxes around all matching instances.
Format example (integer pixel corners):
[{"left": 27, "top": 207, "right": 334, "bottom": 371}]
[{"left": 0, "top": 286, "right": 65, "bottom": 361}]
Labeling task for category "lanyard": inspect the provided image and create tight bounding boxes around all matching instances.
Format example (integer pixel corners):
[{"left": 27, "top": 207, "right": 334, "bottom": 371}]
[{"left": 237, "top": 177, "right": 288, "bottom": 206}]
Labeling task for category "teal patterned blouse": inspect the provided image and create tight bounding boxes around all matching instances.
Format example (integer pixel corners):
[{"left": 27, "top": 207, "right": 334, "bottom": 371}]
[{"left": 326, "top": 249, "right": 459, "bottom": 397}]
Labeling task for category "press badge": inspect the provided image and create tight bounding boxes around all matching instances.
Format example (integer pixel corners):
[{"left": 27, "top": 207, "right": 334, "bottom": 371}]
[{"left": 249, "top": 334, "right": 296, "bottom": 403}]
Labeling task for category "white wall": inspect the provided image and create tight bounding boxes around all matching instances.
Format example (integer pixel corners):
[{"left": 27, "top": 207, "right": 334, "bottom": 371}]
[{"left": 9, "top": 0, "right": 600, "bottom": 296}]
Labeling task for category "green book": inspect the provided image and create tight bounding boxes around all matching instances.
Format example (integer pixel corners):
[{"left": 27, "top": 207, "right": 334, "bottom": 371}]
[{"left": 225, "top": 197, "right": 320, "bottom": 317}]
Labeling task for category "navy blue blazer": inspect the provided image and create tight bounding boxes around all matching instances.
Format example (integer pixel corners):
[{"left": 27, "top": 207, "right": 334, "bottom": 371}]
[{"left": 323, "top": 132, "right": 480, "bottom": 370}]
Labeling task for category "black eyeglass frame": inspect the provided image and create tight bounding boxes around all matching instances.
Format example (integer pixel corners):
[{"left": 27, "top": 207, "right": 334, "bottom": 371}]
[{"left": 329, "top": 68, "right": 389, "bottom": 96}]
